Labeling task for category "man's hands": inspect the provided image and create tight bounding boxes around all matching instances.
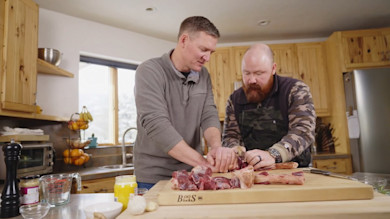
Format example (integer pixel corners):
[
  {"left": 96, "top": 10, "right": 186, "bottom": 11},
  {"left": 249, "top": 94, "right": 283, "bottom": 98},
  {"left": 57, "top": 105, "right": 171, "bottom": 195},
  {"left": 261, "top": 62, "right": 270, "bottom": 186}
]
[
  {"left": 245, "top": 149, "right": 275, "bottom": 170},
  {"left": 205, "top": 147, "right": 277, "bottom": 172},
  {"left": 206, "top": 147, "right": 237, "bottom": 173}
]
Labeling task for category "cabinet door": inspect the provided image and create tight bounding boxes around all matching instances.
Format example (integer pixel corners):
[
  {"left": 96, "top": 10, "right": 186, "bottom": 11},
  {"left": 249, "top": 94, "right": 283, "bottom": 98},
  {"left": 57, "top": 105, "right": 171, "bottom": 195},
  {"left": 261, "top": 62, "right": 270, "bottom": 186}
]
[
  {"left": 76, "top": 177, "right": 115, "bottom": 194},
  {"left": 296, "top": 42, "right": 329, "bottom": 116},
  {"left": 231, "top": 46, "right": 249, "bottom": 81},
  {"left": 206, "top": 47, "right": 235, "bottom": 120},
  {"left": 341, "top": 29, "right": 390, "bottom": 69},
  {"left": 382, "top": 29, "right": 390, "bottom": 61},
  {"left": 1, "top": 0, "right": 38, "bottom": 113},
  {"left": 269, "top": 44, "right": 298, "bottom": 78}
]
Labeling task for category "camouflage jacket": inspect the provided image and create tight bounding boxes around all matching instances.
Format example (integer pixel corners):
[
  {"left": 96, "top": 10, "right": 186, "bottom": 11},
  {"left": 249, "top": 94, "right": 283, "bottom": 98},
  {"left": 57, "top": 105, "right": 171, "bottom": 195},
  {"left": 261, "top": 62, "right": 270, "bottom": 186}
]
[{"left": 222, "top": 75, "right": 316, "bottom": 164}]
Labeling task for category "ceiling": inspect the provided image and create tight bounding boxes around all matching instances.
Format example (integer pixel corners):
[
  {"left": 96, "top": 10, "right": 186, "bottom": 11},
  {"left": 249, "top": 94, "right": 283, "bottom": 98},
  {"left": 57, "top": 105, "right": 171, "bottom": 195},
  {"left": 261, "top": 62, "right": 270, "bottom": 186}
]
[{"left": 33, "top": 0, "right": 390, "bottom": 44}]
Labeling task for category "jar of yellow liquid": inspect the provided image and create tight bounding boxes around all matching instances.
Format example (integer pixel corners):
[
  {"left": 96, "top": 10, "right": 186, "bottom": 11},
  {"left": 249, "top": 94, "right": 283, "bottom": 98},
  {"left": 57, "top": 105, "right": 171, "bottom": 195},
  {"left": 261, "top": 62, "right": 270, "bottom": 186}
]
[{"left": 114, "top": 175, "right": 137, "bottom": 211}]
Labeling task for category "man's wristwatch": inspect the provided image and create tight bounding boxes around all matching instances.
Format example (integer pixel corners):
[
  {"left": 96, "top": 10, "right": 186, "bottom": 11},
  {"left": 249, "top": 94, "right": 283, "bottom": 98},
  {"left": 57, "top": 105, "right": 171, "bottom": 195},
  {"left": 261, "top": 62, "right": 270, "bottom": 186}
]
[{"left": 268, "top": 148, "right": 282, "bottom": 163}]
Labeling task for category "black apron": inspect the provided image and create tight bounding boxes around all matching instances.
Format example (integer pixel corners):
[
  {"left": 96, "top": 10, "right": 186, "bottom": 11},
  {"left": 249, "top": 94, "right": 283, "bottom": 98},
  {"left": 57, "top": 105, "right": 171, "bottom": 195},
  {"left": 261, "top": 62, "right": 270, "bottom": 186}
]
[{"left": 238, "top": 105, "right": 311, "bottom": 167}]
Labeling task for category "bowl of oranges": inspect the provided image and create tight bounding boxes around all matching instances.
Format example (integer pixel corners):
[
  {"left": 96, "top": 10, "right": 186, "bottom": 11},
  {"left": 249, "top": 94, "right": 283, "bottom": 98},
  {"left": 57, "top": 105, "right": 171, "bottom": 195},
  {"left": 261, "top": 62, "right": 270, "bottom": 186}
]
[{"left": 63, "top": 148, "right": 90, "bottom": 166}]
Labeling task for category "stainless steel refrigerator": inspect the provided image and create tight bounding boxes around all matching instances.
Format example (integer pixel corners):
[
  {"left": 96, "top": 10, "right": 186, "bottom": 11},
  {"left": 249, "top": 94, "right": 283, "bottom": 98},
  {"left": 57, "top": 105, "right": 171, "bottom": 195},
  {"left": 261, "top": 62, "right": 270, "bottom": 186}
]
[{"left": 343, "top": 68, "right": 390, "bottom": 174}]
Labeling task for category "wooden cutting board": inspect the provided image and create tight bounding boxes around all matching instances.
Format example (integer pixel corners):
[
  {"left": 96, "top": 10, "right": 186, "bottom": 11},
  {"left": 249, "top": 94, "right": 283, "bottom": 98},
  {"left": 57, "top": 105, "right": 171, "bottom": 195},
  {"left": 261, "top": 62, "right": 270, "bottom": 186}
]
[{"left": 158, "top": 169, "right": 373, "bottom": 205}]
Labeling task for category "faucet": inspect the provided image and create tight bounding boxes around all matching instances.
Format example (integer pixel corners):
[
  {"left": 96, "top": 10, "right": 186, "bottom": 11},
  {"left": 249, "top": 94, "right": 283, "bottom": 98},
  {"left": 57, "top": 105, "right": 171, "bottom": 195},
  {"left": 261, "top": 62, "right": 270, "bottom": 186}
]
[{"left": 122, "top": 127, "right": 137, "bottom": 166}]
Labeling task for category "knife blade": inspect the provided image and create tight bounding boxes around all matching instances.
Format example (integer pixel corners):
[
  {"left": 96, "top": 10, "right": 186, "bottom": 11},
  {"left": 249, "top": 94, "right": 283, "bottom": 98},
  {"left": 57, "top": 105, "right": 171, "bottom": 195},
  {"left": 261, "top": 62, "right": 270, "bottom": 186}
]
[{"left": 304, "top": 168, "right": 358, "bottom": 181}]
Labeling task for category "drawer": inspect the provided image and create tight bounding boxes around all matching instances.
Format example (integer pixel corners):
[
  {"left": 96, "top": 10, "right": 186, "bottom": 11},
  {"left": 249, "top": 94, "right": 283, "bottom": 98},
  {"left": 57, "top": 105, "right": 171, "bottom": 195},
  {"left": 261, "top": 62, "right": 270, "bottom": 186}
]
[{"left": 313, "top": 159, "right": 347, "bottom": 173}]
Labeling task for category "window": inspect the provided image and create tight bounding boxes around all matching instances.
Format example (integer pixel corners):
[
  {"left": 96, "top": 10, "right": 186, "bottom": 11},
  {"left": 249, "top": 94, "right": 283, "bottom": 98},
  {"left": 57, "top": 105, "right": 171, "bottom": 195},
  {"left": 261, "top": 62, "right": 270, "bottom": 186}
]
[{"left": 78, "top": 56, "right": 138, "bottom": 145}]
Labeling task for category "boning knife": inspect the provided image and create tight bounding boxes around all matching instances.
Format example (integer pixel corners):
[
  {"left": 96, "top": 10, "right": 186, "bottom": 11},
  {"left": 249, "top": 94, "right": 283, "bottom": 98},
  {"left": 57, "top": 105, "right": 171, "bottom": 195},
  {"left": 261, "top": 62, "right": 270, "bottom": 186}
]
[{"left": 304, "top": 168, "right": 358, "bottom": 181}]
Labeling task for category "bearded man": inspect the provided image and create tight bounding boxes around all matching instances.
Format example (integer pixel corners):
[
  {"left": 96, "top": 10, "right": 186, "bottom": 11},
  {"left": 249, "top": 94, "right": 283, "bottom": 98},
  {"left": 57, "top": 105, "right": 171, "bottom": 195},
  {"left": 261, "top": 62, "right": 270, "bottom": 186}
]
[{"left": 222, "top": 43, "right": 316, "bottom": 168}]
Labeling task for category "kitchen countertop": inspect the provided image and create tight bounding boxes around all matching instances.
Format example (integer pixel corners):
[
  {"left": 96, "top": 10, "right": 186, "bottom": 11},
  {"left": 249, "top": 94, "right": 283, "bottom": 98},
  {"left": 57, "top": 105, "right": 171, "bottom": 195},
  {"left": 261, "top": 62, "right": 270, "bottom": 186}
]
[
  {"left": 117, "top": 180, "right": 390, "bottom": 219},
  {"left": 5, "top": 193, "right": 115, "bottom": 219}
]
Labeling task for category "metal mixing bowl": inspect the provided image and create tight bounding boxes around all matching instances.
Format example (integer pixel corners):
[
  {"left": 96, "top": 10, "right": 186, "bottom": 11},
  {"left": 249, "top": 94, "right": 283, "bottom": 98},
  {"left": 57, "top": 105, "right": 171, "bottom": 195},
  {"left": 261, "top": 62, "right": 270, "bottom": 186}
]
[{"left": 38, "top": 48, "right": 61, "bottom": 66}]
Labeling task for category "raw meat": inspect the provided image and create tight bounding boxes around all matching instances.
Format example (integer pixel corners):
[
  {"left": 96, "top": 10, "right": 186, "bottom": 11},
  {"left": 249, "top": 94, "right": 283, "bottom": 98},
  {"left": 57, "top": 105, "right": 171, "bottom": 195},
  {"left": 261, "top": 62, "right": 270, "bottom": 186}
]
[
  {"left": 232, "top": 166, "right": 255, "bottom": 189},
  {"left": 254, "top": 171, "right": 305, "bottom": 185},
  {"left": 171, "top": 166, "right": 305, "bottom": 191},
  {"left": 257, "top": 162, "right": 299, "bottom": 171}
]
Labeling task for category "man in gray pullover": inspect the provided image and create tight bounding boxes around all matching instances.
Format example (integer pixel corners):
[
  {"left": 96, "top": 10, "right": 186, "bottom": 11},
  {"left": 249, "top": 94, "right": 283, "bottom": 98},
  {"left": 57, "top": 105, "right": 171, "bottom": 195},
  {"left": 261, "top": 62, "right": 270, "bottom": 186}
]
[{"left": 134, "top": 16, "right": 236, "bottom": 189}]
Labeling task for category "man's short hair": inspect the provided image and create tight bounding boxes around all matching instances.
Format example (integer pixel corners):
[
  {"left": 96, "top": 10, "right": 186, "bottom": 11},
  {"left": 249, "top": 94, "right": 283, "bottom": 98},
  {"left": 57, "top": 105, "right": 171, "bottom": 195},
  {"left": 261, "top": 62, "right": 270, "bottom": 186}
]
[{"left": 178, "top": 16, "right": 220, "bottom": 39}]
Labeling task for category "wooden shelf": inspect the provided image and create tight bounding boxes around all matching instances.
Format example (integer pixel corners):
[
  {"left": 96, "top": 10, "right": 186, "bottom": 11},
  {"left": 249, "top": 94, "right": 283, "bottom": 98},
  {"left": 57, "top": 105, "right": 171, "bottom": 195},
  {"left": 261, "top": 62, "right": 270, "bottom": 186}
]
[
  {"left": 0, "top": 109, "right": 68, "bottom": 122},
  {"left": 0, "top": 135, "right": 50, "bottom": 142},
  {"left": 37, "top": 58, "right": 74, "bottom": 77}
]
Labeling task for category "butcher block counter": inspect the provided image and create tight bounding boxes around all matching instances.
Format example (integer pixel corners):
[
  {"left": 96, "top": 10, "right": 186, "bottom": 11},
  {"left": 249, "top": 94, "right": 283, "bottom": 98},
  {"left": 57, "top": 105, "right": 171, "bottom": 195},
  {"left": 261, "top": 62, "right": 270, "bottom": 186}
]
[{"left": 117, "top": 170, "right": 390, "bottom": 219}]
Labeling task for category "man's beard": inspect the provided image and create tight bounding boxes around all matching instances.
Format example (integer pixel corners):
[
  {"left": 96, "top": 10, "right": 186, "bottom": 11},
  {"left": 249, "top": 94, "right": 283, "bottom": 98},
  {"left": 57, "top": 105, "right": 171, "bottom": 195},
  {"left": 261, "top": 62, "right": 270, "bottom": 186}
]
[{"left": 243, "top": 84, "right": 266, "bottom": 103}]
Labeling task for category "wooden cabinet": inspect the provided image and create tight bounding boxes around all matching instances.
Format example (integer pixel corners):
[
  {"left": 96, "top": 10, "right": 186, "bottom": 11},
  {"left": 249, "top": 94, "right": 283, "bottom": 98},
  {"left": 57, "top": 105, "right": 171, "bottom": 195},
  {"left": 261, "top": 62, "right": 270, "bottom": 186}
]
[
  {"left": 296, "top": 42, "right": 329, "bottom": 116},
  {"left": 0, "top": 0, "right": 73, "bottom": 121},
  {"left": 204, "top": 47, "right": 235, "bottom": 120},
  {"left": 269, "top": 44, "right": 298, "bottom": 78},
  {"left": 76, "top": 177, "right": 115, "bottom": 194},
  {"left": 341, "top": 28, "right": 390, "bottom": 69},
  {"left": 313, "top": 159, "right": 349, "bottom": 173},
  {"left": 231, "top": 46, "right": 249, "bottom": 81},
  {"left": 1, "top": 0, "right": 38, "bottom": 113},
  {"left": 324, "top": 27, "right": 390, "bottom": 156},
  {"left": 312, "top": 154, "right": 353, "bottom": 174}
]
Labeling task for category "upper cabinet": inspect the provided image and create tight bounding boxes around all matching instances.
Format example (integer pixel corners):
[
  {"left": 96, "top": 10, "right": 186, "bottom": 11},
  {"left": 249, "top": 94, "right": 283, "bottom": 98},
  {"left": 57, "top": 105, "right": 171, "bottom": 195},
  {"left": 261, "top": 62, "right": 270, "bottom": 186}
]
[
  {"left": 296, "top": 42, "right": 329, "bottom": 116},
  {"left": 0, "top": 0, "right": 71, "bottom": 121},
  {"left": 1, "top": 0, "right": 38, "bottom": 113},
  {"left": 269, "top": 44, "right": 298, "bottom": 78},
  {"left": 231, "top": 46, "right": 249, "bottom": 81},
  {"left": 339, "top": 27, "right": 390, "bottom": 70},
  {"left": 204, "top": 47, "right": 235, "bottom": 120}
]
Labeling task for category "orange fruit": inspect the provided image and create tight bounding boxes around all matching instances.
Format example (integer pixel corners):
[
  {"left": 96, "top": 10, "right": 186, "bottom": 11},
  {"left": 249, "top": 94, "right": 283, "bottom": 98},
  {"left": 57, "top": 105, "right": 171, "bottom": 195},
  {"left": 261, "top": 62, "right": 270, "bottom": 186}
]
[
  {"left": 62, "top": 149, "right": 71, "bottom": 158},
  {"left": 70, "top": 149, "right": 83, "bottom": 158},
  {"left": 74, "top": 156, "right": 86, "bottom": 166},
  {"left": 82, "top": 154, "right": 90, "bottom": 162}
]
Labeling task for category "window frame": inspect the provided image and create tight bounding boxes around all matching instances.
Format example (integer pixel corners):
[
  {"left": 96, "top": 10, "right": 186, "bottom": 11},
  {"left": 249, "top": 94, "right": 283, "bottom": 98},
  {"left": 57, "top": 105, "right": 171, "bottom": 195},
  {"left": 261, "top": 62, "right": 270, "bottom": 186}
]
[{"left": 79, "top": 55, "right": 138, "bottom": 146}]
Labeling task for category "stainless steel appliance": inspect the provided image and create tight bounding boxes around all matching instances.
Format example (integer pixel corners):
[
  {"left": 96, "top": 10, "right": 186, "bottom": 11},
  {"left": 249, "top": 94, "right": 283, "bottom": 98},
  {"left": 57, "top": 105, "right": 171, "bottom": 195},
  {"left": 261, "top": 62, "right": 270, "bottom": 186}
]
[
  {"left": 0, "top": 143, "right": 54, "bottom": 179},
  {"left": 343, "top": 68, "right": 390, "bottom": 174}
]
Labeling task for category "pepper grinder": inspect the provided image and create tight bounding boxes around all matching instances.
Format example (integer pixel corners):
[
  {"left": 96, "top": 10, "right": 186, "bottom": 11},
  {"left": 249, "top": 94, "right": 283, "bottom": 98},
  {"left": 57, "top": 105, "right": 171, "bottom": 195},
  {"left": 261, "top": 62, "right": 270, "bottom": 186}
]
[{"left": 0, "top": 139, "right": 22, "bottom": 218}]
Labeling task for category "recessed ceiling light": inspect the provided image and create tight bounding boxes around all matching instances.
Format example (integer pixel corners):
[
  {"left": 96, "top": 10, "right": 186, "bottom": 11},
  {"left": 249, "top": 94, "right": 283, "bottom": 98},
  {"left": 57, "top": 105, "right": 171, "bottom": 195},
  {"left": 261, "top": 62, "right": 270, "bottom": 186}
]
[
  {"left": 145, "top": 7, "right": 157, "bottom": 13},
  {"left": 257, "top": 19, "right": 270, "bottom": 26}
]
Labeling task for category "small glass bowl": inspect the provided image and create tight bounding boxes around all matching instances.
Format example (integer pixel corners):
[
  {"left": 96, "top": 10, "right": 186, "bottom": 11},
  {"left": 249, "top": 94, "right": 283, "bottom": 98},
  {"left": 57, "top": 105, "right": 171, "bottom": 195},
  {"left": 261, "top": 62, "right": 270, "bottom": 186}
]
[
  {"left": 361, "top": 176, "right": 388, "bottom": 193},
  {"left": 19, "top": 202, "right": 51, "bottom": 219}
]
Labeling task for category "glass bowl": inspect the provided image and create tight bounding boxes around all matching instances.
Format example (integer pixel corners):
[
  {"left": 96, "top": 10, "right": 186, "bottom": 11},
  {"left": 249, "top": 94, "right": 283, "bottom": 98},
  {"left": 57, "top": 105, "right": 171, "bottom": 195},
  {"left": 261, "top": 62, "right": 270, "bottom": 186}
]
[
  {"left": 19, "top": 202, "right": 51, "bottom": 219},
  {"left": 361, "top": 176, "right": 387, "bottom": 193}
]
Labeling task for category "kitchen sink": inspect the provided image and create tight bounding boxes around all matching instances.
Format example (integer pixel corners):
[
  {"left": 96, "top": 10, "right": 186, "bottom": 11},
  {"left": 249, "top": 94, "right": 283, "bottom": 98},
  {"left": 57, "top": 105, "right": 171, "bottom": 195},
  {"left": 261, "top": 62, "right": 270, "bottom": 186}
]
[{"left": 100, "top": 164, "right": 134, "bottom": 169}]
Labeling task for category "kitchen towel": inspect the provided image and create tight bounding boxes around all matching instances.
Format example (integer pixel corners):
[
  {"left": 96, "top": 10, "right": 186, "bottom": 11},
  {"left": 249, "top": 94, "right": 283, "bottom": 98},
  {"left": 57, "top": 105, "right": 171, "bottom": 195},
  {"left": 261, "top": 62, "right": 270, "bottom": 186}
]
[{"left": 0, "top": 126, "right": 44, "bottom": 135}]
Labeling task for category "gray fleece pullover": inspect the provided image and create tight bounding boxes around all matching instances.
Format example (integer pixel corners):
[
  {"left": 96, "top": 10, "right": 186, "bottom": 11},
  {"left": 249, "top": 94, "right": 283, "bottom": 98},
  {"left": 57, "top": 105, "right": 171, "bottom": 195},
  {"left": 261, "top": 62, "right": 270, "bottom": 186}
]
[{"left": 134, "top": 50, "right": 220, "bottom": 184}]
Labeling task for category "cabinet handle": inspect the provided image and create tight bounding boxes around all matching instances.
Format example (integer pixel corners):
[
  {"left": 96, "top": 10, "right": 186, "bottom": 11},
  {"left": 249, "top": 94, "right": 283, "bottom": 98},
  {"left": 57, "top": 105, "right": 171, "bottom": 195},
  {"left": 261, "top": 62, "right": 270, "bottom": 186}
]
[{"left": 94, "top": 188, "right": 108, "bottom": 193}]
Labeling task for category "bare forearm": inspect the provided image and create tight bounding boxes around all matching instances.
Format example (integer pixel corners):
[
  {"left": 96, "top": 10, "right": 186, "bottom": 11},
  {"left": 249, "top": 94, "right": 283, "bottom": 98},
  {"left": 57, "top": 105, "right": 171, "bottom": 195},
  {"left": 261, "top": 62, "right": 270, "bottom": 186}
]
[
  {"left": 167, "top": 140, "right": 209, "bottom": 167},
  {"left": 203, "top": 126, "right": 222, "bottom": 149}
]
